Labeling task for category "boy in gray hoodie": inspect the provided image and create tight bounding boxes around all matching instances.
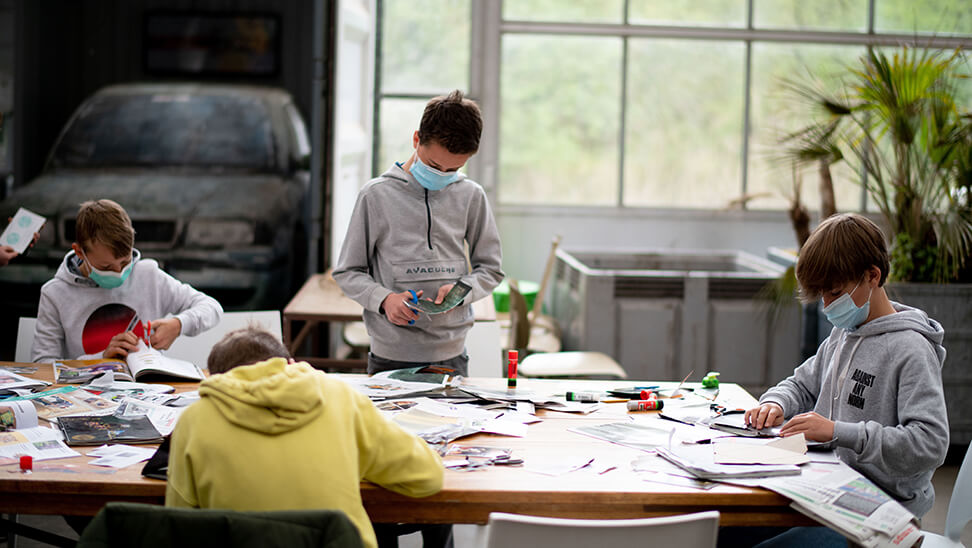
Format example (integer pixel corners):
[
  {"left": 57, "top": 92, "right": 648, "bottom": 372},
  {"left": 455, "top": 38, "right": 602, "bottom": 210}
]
[
  {"left": 31, "top": 199, "right": 222, "bottom": 363},
  {"left": 741, "top": 213, "right": 948, "bottom": 546},
  {"left": 334, "top": 90, "right": 504, "bottom": 377}
]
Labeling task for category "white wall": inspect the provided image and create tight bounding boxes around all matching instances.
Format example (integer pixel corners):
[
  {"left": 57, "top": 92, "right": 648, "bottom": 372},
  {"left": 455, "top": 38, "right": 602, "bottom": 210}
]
[{"left": 496, "top": 205, "right": 804, "bottom": 282}]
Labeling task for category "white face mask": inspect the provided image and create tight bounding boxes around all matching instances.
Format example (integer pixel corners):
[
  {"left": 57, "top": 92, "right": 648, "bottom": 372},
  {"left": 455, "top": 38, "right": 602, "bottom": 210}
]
[{"left": 822, "top": 277, "right": 872, "bottom": 331}]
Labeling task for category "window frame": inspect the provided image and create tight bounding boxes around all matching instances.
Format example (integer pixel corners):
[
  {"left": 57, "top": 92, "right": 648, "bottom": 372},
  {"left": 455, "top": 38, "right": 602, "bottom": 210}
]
[{"left": 373, "top": 0, "right": 972, "bottom": 212}]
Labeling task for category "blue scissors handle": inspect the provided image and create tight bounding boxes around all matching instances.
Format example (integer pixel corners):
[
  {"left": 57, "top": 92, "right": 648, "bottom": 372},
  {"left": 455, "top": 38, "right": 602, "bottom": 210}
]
[{"left": 406, "top": 290, "right": 418, "bottom": 324}]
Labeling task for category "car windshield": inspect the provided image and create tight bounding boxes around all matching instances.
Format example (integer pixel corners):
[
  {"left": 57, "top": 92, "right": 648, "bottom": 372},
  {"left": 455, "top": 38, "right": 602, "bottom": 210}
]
[{"left": 50, "top": 93, "right": 276, "bottom": 170}]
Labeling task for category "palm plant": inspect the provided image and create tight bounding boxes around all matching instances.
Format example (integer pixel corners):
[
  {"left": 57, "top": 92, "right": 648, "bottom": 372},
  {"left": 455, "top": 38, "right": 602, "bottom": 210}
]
[{"left": 786, "top": 47, "right": 972, "bottom": 283}]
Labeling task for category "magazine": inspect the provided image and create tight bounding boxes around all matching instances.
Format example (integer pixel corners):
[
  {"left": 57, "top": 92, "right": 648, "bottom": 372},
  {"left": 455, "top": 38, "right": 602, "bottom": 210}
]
[
  {"left": 55, "top": 347, "right": 204, "bottom": 383},
  {"left": 58, "top": 414, "right": 163, "bottom": 446},
  {"left": 5, "top": 386, "right": 118, "bottom": 422}
]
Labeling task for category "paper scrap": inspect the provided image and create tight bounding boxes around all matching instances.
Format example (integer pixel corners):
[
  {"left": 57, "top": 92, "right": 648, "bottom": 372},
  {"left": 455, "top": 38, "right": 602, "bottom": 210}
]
[
  {"left": 1, "top": 207, "right": 46, "bottom": 253},
  {"left": 713, "top": 433, "right": 810, "bottom": 465}
]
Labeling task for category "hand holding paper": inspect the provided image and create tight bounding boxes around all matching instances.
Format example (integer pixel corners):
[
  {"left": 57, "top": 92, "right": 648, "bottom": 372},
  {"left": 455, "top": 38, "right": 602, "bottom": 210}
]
[{"left": 0, "top": 208, "right": 45, "bottom": 255}]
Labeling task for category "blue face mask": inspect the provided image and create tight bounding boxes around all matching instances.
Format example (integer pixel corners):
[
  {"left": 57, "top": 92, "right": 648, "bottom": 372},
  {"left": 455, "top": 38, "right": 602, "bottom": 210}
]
[
  {"left": 822, "top": 278, "right": 873, "bottom": 331},
  {"left": 81, "top": 250, "right": 134, "bottom": 289},
  {"left": 410, "top": 154, "right": 460, "bottom": 191}
]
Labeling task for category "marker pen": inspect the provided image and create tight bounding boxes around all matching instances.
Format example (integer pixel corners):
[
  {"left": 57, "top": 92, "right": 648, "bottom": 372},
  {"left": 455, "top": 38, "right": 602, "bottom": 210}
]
[
  {"left": 627, "top": 399, "right": 664, "bottom": 411},
  {"left": 565, "top": 391, "right": 605, "bottom": 402},
  {"left": 507, "top": 350, "right": 517, "bottom": 390}
]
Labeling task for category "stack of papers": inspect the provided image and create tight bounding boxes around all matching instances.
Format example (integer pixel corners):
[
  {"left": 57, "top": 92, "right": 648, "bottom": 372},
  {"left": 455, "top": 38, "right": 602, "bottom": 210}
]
[
  {"left": 656, "top": 443, "right": 802, "bottom": 479},
  {"left": 730, "top": 463, "right": 922, "bottom": 548}
]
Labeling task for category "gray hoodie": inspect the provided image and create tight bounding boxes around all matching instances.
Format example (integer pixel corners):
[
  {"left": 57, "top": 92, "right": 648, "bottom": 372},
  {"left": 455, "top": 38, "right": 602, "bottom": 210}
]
[
  {"left": 31, "top": 250, "right": 223, "bottom": 363},
  {"left": 760, "top": 301, "right": 948, "bottom": 517},
  {"left": 333, "top": 163, "right": 504, "bottom": 363}
]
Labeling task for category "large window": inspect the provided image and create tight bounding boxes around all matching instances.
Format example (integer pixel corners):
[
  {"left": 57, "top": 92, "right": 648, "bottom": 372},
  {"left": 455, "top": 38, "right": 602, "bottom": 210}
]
[{"left": 375, "top": 0, "right": 972, "bottom": 212}]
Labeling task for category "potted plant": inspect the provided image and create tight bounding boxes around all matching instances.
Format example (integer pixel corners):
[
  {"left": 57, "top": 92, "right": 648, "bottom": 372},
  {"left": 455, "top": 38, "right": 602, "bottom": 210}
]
[{"left": 782, "top": 46, "right": 972, "bottom": 444}]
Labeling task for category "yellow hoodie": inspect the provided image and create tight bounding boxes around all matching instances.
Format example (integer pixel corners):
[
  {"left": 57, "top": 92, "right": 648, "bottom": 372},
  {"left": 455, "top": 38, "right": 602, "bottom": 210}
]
[{"left": 166, "top": 358, "right": 443, "bottom": 548}]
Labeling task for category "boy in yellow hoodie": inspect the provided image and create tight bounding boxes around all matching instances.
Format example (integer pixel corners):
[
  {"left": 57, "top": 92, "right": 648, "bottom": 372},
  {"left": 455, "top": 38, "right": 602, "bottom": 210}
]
[{"left": 166, "top": 327, "right": 444, "bottom": 548}]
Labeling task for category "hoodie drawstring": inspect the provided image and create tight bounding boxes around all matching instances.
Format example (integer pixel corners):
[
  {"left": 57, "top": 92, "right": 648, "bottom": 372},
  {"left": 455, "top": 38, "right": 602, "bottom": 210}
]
[{"left": 424, "top": 189, "right": 433, "bottom": 250}]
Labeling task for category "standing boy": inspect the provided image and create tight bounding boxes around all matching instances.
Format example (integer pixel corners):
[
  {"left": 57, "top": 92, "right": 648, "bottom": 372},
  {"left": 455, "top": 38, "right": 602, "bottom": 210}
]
[
  {"left": 334, "top": 90, "right": 504, "bottom": 376},
  {"left": 745, "top": 214, "right": 948, "bottom": 524},
  {"left": 31, "top": 199, "right": 222, "bottom": 362},
  {"left": 166, "top": 327, "right": 444, "bottom": 548}
]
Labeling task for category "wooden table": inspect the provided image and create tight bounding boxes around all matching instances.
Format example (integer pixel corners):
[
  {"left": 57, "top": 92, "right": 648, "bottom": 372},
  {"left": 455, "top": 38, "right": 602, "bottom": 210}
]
[
  {"left": 0, "top": 367, "right": 809, "bottom": 527},
  {"left": 282, "top": 272, "right": 497, "bottom": 371}
]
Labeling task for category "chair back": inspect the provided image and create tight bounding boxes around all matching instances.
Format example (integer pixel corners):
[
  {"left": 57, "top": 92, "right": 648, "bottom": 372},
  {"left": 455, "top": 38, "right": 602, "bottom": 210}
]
[
  {"left": 15, "top": 317, "right": 36, "bottom": 362},
  {"left": 165, "top": 310, "right": 282, "bottom": 369},
  {"left": 945, "top": 443, "right": 972, "bottom": 541},
  {"left": 485, "top": 511, "right": 719, "bottom": 548},
  {"left": 77, "top": 502, "right": 361, "bottom": 548},
  {"left": 507, "top": 279, "right": 531, "bottom": 352}
]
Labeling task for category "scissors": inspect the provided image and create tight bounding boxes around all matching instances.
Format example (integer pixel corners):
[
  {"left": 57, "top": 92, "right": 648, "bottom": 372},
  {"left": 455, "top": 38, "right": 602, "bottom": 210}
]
[
  {"left": 404, "top": 290, "right": 420, "bottom": 325},
  {"left": 710, "top": 403, "right": 745, "bottom": 416},
  {"left": 142, "top": 321, "right": 152, "bottom": 349}
]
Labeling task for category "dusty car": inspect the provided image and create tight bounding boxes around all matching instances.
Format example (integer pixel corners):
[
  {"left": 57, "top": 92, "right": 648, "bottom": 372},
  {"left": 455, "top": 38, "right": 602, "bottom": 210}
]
[{"left": 0, "top": 83, "right": 311, "bottom": 318}]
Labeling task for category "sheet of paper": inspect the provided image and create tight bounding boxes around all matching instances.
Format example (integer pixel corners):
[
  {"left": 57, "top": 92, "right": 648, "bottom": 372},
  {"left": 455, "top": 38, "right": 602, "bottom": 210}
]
[
  {"left": 713, "top": 435, "right": 810, "bottom": 465},
  {"left": 0, "top": 426, "right": 79, "bottom": 463},
  {"left": 523, "top": 455, "right": 594, "bottom": 476},
  {"left": 0, "top": 207, "right": 45, "bottom": 253},
  {"left": 114, "top": 398, "right": 185, "bottom": 436},
  {"left": 88, "top": 445, "right": 157, "bottom": 468}
]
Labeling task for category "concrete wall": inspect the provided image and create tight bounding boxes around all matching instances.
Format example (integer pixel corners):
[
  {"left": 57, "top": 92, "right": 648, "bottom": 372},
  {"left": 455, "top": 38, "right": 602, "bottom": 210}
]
[
  {"left": 13, "top": 0, "right": 317, "bottom": 188},
  {"left": 0, "top": 0, "right": 13, "bottom": 178}
]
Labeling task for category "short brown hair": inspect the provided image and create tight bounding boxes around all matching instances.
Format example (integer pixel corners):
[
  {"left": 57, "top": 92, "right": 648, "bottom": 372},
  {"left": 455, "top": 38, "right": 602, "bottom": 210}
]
[
  {"left": 76, "top": 199, "right": 135, "bottom": 258},
  {"left": 207, "top": 326, "right": 291, "bottom": 374},
  {"left": 795, "top": 213, "right": 890, "bottom": 303},
  {"left": 417, "top": 90, "right": 483, "bottom": 154}
]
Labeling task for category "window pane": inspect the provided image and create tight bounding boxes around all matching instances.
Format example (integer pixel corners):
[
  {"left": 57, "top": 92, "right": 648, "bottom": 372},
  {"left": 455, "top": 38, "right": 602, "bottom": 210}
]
[
  {"left": 875, "top": 0, "right": 972, "bottom": 35},
  {"left": 503, "top": 0, "right": 623, "bottom": 24},
  {"left": 377, "top": 98, "right": 425, "bottom": 174},
  {"left": 754, "top": 0, "right": 867, "bottom": 31},
  {"left": 380, "top": 0, "right": 470, "bottom": 93},
  {"left": 624, "top": 40, "right": 745, "bottom": 208},
  {"left": 748, "top": 44, "right": 865, "bottom": 212},
  {"left": 628, "top": 0, "right": 746, "bottom": 28},
  {"left": 499, "top": 35, "right": 622, "bottom": 205}
]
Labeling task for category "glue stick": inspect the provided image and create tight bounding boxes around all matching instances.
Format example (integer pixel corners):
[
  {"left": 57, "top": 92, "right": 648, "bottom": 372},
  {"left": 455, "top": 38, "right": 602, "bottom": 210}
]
[
  {"left": 627, "top": 399, "right": 663, "bottom": 412},
  {"left": 507, "top": 350, "right": 518, "bottom": 390}
]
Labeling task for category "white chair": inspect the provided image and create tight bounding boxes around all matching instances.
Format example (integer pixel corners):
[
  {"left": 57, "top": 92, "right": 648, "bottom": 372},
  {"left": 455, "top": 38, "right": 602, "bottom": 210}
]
[
  {"left": 165, "top": 310, "right": 282, "bottom": 369},
  {"left": 15, "top": 317, "right": 36, "bottom": 362},
  {"left": 921, "top": 443, "right": 972, "bottom": 548},
  {"left": 485, "top": 511, "right": 719, "bottom": 548}
]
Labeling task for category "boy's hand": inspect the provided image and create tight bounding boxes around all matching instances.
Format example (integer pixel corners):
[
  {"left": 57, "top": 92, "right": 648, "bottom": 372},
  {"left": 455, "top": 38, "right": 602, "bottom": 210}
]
[
  {"left": 781, "top": 411, "right": 835, "bottom": 442},
  {"left": 431, "top": 283, "right": 455, "bottom": 304},
  {"left": 381, "top": 290, "right": 423, "bottom": 326},
  {"left": 104, "top": 331, "right": 140, "bottom": 358},
  {"left": 745, "top": 402, "right": 784, "bottom": 430},
  {"left": 150, "top": 318, "right": 182, "bottom": 350},
  {"left": 0, "top": 246, "right": 17, "bottom": 267}
]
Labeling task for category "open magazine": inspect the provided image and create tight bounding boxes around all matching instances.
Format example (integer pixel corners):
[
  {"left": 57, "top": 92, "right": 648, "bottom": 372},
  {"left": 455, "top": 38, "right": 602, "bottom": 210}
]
[{"left": 56, "top": 347, "right": 204, "bottom": 383}]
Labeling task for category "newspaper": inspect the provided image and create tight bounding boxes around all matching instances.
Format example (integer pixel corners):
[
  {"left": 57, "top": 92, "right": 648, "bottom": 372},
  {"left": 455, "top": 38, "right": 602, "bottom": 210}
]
[{"left": 729, "top": 462, "right": 923, "bottom": 548}]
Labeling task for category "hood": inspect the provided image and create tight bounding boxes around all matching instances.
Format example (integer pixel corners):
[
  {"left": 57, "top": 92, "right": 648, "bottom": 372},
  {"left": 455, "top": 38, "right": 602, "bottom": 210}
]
[
  {"left": 199, "top": 358, "right": 324, "bottom": 435},
  {"left": 2, "top": 171, "right": 297, "bottom": 224},
  {"left": 54, "top": 249, "right": 142, "bottom": 288},
  {"left": 380, "top": 162, "right": 469, "bottom": 195},
  {"left": 849, "top": 301, "right": 947, "bottom": 366}
]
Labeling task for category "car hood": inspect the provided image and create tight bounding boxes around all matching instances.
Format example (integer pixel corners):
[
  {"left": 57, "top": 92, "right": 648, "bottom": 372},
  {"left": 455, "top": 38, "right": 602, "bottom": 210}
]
[{"left": 2, "top": 170, "right": 298, "bottom": 222}]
